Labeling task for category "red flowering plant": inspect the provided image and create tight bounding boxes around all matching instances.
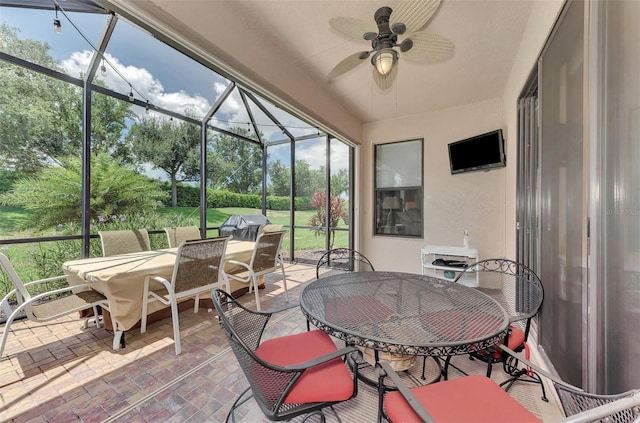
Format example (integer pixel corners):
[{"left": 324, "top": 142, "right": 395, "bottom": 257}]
[{"left": 308, "top": 189, "right": 347, "bottom": 248}]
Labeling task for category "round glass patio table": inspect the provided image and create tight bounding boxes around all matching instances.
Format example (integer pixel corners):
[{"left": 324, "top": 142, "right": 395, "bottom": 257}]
[{"left": 299, "top": 271, "right": 510, "bottom": 360}]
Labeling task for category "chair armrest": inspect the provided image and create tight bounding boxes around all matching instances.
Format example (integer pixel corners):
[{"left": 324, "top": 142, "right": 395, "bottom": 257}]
[
  {"left": 224, "top": 260, "right": 252, "bottom": 282},
  {"left": 144, "top": 275, "right": 172, "bottom": 291},
  {"left": 377, "top": 361, "right": 436, "bottom": 423},
  {"left": 559, "top": 391, "right": 640, "bottom": 423},
  {"left": 500, "top": 345, "right": 640, "bottom": 422},
  {"left": 283, "top": 346, "right": 361, "bottom": 371},
  {"left": 498, "top": 344, "right": 581, "bottom": 391},
  {"left": 22, "top": 274, "right": 71, "bottom": 288},
  {"left": 15, "top": 283, "right": 105, "bottom": 306},
  {"left": 225, "top": 259, "right": 250, "bottom": 270}
]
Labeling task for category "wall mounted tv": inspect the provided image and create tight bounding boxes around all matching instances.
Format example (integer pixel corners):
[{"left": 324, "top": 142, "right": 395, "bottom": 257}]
[{"left": 448, "top": 129, "right": 506, "bottom": 174}]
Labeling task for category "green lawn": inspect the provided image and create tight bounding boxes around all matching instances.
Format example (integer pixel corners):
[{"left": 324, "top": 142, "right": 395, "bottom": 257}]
[
  {"left": 0, "top": 205, "right": 348, "bottom": 259},
  {"left": 0, "top": 205, "right": 348, "bottom": 297},
  {"left": 154, "top": 206, "right": 348, "bottom": 250}
]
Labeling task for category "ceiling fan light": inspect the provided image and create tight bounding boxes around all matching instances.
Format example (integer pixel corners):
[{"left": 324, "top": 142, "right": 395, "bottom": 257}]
[{"left": 372, "top": 50, "right": 397, "bottom": 76}]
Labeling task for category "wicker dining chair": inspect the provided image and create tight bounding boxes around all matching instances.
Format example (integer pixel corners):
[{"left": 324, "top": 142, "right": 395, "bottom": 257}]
[
  {"left": 378, "top": 344, "right": 640, "bottom": 423},
  {"left": 98, "top": 229, "right": 151, "bottom": 256},
  {"left": 224, "top": 230, "right": 287, "bottom": 311},
  {"left": 315, "top": 248, "right": 375, "bottom": 279},
  {"left": 140, "top": 236, "right": 230, "bottom": 354},
  {"left": 212, "top": 289, "right": 360, "bottom": 422},
  {"left": 0, "top": 253, "right": 109, "bottom": 359}
]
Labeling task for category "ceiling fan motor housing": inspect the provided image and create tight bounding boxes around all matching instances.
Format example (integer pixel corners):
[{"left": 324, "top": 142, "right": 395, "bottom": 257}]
[{"left": 373, "top": 6, "right": 397, "bottom": 50}]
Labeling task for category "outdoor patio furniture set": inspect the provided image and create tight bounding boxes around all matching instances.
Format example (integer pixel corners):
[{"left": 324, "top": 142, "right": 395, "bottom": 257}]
[
  {"left": 1, "top": 226, "right": 287, "bottom": 356},
  {"left": 2, "top": 243, "right": 640, "bottom": 422}
]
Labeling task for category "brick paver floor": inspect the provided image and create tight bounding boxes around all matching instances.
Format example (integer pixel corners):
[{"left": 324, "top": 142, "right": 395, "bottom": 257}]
[{"left": 0, "top": 262, "right": 563, "bottom": 422}]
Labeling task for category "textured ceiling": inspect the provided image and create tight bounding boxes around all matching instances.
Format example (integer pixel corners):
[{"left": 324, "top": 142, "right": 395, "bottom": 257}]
[{"left": 110, "top": 0, "right": 534, "bottom": 127}]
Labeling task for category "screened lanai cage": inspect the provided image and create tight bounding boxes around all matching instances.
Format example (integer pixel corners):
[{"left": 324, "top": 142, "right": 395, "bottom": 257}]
[{"left": 0, "top": 0, "right": 353, "bottom": 289}]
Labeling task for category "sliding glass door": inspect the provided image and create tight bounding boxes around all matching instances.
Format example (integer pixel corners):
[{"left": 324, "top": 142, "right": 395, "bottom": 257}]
[{"left": 538, "top": 0, "right": 586, "bottom": 388}]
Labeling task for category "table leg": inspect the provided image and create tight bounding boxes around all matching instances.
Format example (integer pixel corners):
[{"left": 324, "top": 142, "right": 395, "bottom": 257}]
[
  {"left": 349, "top": 353, "right": 442, "bottom": 390},
  {"left": 113, "top": 330, "right": 125, "bottom": 350}
]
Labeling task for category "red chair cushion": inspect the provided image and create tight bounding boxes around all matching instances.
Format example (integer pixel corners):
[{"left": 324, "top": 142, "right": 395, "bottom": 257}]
[
  {"left": 255, "top": 329, "right": 354, "bottom": 404},
  {"left": 489, "top": 325, "right": 525, "bottom": 359},
  {"left": 385, "top": 374, "right": 542, "bottom": 423}
]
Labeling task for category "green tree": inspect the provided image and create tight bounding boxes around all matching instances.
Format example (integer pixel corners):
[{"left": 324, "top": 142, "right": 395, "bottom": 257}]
[
  {"left": 330, "top": 168, "right": 349, "bottom": 196},
  {"left": 294, "top": 160, "right": 325, "bottom": 197},
  {"left": 90, "top": 90, "right": 135, "bottom": 160},
  {"left": 208, "top": 128, "right": 263, "bottom": 194},
  {"left": 0, "top": 154, "right": 166, "bottom": 229},
  {"left": 0, "top": 25, "right": 132, "bottom": 172},
  {"left": 268, "top": 159, "right": 326, "bottom": 197},
  {"left": 308, "top": 189, "right": 348, "bottom": 248},
  {"left": 127, "top": 115, "right": 200, "bottom": 207},
  {"left": 268, "top": 159, "right": 291, "bottom": 196}
]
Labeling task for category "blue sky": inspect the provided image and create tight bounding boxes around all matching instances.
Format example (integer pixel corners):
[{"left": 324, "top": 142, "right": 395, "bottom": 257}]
[{"left": 1, "top": 4, "right": 349, "bottom": 176}]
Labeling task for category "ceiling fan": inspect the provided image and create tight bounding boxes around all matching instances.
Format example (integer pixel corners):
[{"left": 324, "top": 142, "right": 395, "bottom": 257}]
[{"left": 327, "top": 0, "right": 454, "bottom": 90}]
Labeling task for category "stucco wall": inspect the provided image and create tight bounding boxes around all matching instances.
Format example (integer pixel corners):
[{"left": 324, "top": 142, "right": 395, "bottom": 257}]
[
  {"left": 358, "top": 0, "right": 564, "bottom": 273},
  {"left": 361, "top": 99, "right": 505, "bottom": 273}
]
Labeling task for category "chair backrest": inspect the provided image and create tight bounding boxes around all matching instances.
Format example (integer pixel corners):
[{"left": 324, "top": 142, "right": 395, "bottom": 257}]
[
  {"left": 171, "top": 237, "right": 229, "bottom": 295},
  {"left": 0, "top": 253, "right": 31, "bottom": 317},
  {"left": 99, "top": 229, "right": 151, "bottom": 256},
  {"left": 164, "top": 226, "right": 201, "bottom": 248},
  {"left": 249, "top": 231, "right": 286, "bottom": 274},
  {"left": 316, "top": 248, "right": 375, "bottom": 279},
  {"left": 455, "top": 258, "right": 544, "bottom": 336},
  {"left": 212, "top": 289, "right": 301, "bottom": 418},
  {"left": 554, "top": 382, "right": 640, "bottom": 422},
  {"left": 257, "top": 224, "right": 283, "bottom": 237}
]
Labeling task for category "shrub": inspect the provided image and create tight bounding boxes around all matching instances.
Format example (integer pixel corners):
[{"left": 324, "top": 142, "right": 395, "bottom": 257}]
[
  {"left": 308, "top": 189, "right": 348, "bottom": 248},
  {"left": 0, "top": 171, "right": 25, "bottom": 195},
  {"left": 0, "top": 154, "right": 167, "bottom": 229}
]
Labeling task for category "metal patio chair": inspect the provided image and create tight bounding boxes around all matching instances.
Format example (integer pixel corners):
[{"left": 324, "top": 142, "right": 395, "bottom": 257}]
[
  {"left": 439, "top": 258, "right": 546, "bottom": 398},
  {"left": 224, "top": 230, "right": 287, "bottom": 311},
  {"left": 98, "top": 229, "right": 151, "bottom": 256},
  {"left": 315, "top": 248, "right": 375, "bottom": 279},
  {"left": 140, "top": 236, "right": 230, "bottom": 354},
  {"left": 164, "top": 226, "right": 202, "bottom": 248},
  {"left": 378, "top": 344, "right": 640, "bottom": 423},
  {"left": 212, "top": 289, "right": 360, "bottom": 422},
  {"left": 0, "top": 253, "right": 108, "bottom": 359}
]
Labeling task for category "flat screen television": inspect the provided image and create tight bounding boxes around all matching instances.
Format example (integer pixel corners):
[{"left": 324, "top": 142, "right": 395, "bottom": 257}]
[{"left": 448, "top": 129, "right": 506, "bottom": 174}]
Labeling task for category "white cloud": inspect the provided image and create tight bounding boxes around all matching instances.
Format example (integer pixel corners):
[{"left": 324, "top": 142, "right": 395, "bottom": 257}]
[
  {"left": 62, "top": 51, "right": 211, "bottom": 117},
  {"left": 59, "top": 49, "right": 349, "bottom": 173}
]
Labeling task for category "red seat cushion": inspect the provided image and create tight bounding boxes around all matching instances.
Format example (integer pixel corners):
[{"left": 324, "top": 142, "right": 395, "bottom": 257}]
[
  {"left": 489, "top": 325, "right": 525, "bottom": 359},
  {"left": 385, "top": 374, "right": 542, "bottom": 423},
  {"left": 255, "top": 329, "right": 354, "bottom": 404}
]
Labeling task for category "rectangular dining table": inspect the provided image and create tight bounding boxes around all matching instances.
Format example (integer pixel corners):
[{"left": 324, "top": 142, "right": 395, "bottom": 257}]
[{"left": 63, "top": 240, "right": 257, "bottom": 336}]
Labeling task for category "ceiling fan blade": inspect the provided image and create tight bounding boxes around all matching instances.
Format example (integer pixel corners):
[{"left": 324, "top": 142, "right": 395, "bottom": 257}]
[
  {"left": 372, "top": 63, "right": 398, "bottom": 90},
  {"left": 328, "top": 51, "right": 369, "bottom": 80},
  {"left": 390, "top": 0, "right": 442, "bottom": 34},
  {"left": 402, "top": 31, "right": 454, "bottom": 64},
  {"left": 329, "top": 17, "right": 377, "bottom": 40}
]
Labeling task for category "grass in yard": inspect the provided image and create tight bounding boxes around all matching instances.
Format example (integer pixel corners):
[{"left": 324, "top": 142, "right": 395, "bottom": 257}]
[
  {"left": 1, "top": 206, "right": 348, "bottom": 250},
  {"left": 0, "top": 206, "right": 349, "bottom": 297}
]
